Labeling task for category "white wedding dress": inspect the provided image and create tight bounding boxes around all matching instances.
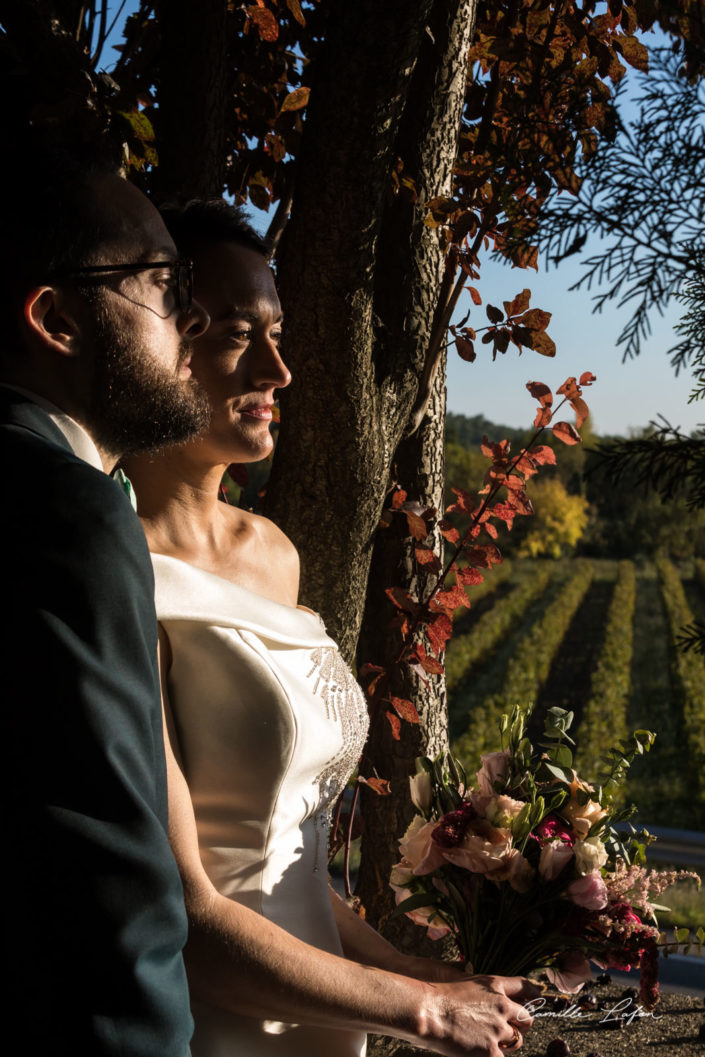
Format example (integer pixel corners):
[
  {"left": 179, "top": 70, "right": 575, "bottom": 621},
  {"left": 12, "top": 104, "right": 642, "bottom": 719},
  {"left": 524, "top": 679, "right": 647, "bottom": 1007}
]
[{"left": 152, "top": 554, "right": 369, "bottom": 1057}]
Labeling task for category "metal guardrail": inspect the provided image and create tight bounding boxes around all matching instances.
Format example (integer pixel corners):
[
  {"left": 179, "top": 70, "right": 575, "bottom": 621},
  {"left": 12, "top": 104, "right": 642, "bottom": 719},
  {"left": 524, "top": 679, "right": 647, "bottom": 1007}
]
[{"left": 614, "top": 825, "right": 705, "bottom": 869}]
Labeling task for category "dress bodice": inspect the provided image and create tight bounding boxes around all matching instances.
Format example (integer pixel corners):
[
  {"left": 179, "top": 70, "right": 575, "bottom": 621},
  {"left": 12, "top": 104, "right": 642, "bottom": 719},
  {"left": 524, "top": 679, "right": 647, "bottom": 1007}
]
[{"left": 152, "top": 554, "right": 369, "bottom": 1057}]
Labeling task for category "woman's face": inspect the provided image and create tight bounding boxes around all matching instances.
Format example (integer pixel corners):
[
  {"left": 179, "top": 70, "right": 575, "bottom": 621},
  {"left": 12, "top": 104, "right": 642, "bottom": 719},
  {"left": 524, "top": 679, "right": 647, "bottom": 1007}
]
[{"left": 188, "top": 241, "right": 290, "bottom": 465}]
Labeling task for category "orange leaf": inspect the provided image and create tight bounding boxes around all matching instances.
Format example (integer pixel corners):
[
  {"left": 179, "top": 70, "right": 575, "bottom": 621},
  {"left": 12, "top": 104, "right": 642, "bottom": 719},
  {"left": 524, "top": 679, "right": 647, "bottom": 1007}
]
[
  {"left": 391, "top": 488, "right": 407, "bottom": 509},
  {"left": 570, "top": 396, "right": 590, "bottom": 429},
  {"left": 504, "top": 289, "right": 531, "bottom": 317},
  {"left": 531, "top": 445, "right": 557, "bottom": 466},
  {"left": 531, "top": 331, "right": 556, "bottom": 357},
  {"left": 557, "top": 376, "right": 580, "bottom": 399},
  {"left": 432, "top": 585, "right": 470, "bottom": 613},
  {"left": 468, "top": 286, "right": 482, "bottom": 306},
  {"left": 405, "top": 510, "right": 428, "bottom": 540},
  {"left": 247, "top": 6, "right": 278, "bottom": 41},
  {"left": 415, "top": 644, "right": 445, "bottom": 675},
  {"left": 519, "top": 308, "right": 551, "bottom": 332},
  {"left": 391, "top": 697, "right": 420, "bottom": 724},
  {"left": 553, "top": 421, "right": 582, "bottom": 445},
  {"left": 534, "top": 406, "right": 553, "bottom": 429},
  {"left": 360, "top": 773, "right": 393, "bottom": 793},
  {"left": 280, "top": 86, "right": 311, "bottom": 113},
  {"left": 456, "top": 566, "right": 484, "bottom": 586},
  {"left": 427, "top": 613, "right": 453, "bottom": 656},
  {"left": 464, "top": 544, "right": 503, "bottom": 568},
  {"left": 386, "top": 586, "right": 418, "bottom": 613},
  {"left": 580, "top": 371, "right": 597, "bottom": 386},
  {"left": 286, "top": 0, "right": 306, "bottom": 25},
  {"left": 415, "top": 547, "right": 442, "bottom": 572},
  {"left": 526, "top": 380, "right": 553, "bottom": 405},
  {"left": 456, "top": 335, "right": 476, "bottom": 362},
  {"left": 439, "top": 520, "right": 460, "bottom": 544}
]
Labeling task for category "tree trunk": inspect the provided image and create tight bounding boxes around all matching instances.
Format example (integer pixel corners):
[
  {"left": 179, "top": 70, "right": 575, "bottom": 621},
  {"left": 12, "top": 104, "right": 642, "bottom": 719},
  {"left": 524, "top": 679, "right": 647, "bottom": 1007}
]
[
  {"left": 266, "top": 0, "right": 476, "bottom": 663},
  {"left": 152, "top": 0, "right": 229, "bottom": 201}
]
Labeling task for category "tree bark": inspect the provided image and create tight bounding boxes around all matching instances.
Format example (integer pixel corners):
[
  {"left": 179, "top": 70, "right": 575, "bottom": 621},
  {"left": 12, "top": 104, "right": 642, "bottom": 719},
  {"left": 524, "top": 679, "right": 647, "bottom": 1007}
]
[{"left": 152, "top": 0, "right": 229, "bottom": 201}]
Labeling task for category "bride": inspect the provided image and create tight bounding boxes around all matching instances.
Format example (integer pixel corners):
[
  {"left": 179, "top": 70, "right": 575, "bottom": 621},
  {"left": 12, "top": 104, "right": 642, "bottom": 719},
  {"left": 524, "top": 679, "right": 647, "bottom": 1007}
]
[{"left": 124, "top": 199, "right": 536, "bottom": 1057}]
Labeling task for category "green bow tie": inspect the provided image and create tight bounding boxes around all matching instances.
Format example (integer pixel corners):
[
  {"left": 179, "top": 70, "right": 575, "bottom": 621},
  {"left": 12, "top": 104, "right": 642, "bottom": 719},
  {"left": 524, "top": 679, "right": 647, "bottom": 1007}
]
[{"left": 112, "top": 467, "right": 137, "bottom": 511}]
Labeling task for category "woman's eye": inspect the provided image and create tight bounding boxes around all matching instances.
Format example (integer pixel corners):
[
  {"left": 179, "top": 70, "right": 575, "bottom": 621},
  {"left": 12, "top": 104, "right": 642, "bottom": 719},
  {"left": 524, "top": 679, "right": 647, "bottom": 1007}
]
[
  {"left": 271, "top": 330, "right": 283, "bottom": 346},
  {"left": 230, "top": 328, "right": 253, "bottom": 342}
]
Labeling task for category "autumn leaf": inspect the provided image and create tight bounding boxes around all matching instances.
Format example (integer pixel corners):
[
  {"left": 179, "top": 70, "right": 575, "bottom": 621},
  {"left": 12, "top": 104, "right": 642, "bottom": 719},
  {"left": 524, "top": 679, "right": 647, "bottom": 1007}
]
[
  {"left": 286, "top": 0, "right": 306, "bottom": 26},
  {"left": 530, "top": 331, "right": 557, "bottom": 357},
  {"left": 618, "top": 34, "right": 649, "bottom": 72},
  {"left": 414, "top": 644, "right": 445, "bottom": 675},
  {"left": 526, "top": 381, "right": 553, "bottom": 405},
  {"left": 405, "top": 510, "right": 428, "bottom": 540},
  {"left": 464, "top": 544, "right": 503, "bottom": 568},
  {"left": 571, "top": 396, "right": 590, "bottom": 429},
  {"left": 534, "top": 406, "right": 553, "bottom": 429},
  {"left": 468, "top": 286, "right": 482, "bottom": 305},
  {"left": 553, "top": 421, "right": 582, "bottom": 445},
  {"left": 486, "top": 304, "right": 504, "bottom": 324},
  {"left": 391, "top": 488, "right": 407, "bottom": 509},
  {"left": 580, "top": 371, "right": 597, "bottom": 386},
  {"left": 439, "top": 519, "right": 460, "bottom": 544},
  {"left": 390, "top": 697, "right": 420, "bottom": 724},
  {"left": 456, "top": 335, "right": 476, "bottom": 362},
  {"left": 431, "top": 585, "right": 470, "bottom": 613},
  {"left": 531, "top": 445, "right": 557, "bottom": 466},
  {"left": 519, "top": 308, "right": 551, "bottom": 332},
  {"left": 415, "top": 547, "right": 442, "bottom": 573},
  {"left": 456, "top": 565, "right": 484, "bottom": 586},
  {"left": 383, "top": 711, "right": 402, "bottom": 741},
  {"left": 385, "top": 586, "right": 418, "bottom": 613},
  {"left": 247, "top": 5, "right": 278, "bottom": 41},
  {"left": 119, "top": 109, "right": 155, "bottom": 142},
  {"left": 280, "top": 86, "right": 311, "bottom": 113},
  {"left": 504, "top": 289, "right": 531, "bottom": 317},
  {"left": 427, "top": 613, "right": 453, "bottom": 656}
]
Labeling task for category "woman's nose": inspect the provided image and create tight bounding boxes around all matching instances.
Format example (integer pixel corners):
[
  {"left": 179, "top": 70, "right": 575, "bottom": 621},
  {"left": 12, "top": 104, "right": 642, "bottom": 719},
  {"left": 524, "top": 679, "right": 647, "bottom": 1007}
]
[{"left": 252, "top": 336, "right": 291, "bottom": 389}]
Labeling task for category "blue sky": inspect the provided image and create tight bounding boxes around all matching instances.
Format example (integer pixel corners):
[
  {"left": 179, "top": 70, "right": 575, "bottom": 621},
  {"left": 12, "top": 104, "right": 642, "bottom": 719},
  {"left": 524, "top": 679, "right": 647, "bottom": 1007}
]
[{"left": 102, "top": 7, "right": 700, "bottom": 437}]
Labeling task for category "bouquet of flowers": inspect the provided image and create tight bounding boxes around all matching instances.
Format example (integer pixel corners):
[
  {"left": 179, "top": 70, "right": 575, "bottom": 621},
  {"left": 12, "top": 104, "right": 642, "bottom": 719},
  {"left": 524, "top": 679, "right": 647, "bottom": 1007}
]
[{"left": 390, "top": 706, "right": 701, "bottom": 1007}]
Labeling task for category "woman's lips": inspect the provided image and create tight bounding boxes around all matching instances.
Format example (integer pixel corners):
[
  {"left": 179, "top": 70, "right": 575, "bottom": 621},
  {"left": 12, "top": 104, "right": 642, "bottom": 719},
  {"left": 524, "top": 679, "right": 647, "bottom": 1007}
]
[{"left": 239, "top": 404, "right": 273, "bottom": 420}]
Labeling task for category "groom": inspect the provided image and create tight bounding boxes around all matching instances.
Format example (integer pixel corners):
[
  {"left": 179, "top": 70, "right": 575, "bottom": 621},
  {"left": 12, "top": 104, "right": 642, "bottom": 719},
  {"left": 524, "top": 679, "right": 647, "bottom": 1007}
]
[{"left": 1, "top": 151, "right": 210, "bottom": 1056}]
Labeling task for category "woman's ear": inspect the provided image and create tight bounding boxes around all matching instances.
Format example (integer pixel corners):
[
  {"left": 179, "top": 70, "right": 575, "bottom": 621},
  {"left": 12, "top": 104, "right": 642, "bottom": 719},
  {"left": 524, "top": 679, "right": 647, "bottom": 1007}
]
[{"left": 22, "top": 286, "right": 81, "bottom": 358}]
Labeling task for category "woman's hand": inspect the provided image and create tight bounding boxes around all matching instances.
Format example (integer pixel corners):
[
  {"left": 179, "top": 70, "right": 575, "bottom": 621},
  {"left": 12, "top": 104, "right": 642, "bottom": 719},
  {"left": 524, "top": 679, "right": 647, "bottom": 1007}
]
[{"left": 415, "top": 974, "right": 537, "bottom": 1057}]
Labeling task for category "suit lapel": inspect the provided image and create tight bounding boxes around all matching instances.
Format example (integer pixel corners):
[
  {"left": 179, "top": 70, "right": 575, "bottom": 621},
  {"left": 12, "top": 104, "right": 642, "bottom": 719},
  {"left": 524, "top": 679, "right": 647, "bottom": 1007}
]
[{"left": 0, "top": 387, "right": 77, "bottom": 455}]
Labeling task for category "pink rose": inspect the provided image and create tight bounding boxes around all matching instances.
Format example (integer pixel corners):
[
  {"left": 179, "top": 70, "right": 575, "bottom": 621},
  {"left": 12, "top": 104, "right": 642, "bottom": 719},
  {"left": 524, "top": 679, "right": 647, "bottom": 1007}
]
[
  {"left": 502, "top": 849, "right": 534, "bottom": 893},
  {"left": 561, "top": 776, "right": 607, "bottom": 839},
  {"left": 390, "top": 868, "right": 451, "bottom": 940},
  {"left": 546, "top": 950, "right": 591, "bottom": 993},
  {"left": 399, "top": 815, "right": 446, "bottom": 875},
  {"left": 441, "top": 818, "right": 514, "bottom": 877},
  {"left": 476, "top": 750, "right": 510, "bottom": 795},
  {"left": 568, "top": 873, "right": 608, "bottom": 910},
  {"left": 538, "top": 840, "right": 574, "bottom": 881}
]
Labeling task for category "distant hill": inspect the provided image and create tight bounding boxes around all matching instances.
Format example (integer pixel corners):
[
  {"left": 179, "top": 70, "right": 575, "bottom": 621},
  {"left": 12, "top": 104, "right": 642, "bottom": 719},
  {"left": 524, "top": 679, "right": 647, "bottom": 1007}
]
[{"left": 445, "top": 411, "right": 529, "bottom": 449}]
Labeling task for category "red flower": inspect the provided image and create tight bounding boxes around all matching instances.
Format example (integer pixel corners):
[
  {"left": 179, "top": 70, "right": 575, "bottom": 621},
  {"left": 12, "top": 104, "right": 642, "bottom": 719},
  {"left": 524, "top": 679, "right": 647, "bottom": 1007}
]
[
  {"left": 432, "top": 803, "right": 477, "bottom": 848},
  {"left": 533, "top": 814, "right": 574, "bottom": 845}
]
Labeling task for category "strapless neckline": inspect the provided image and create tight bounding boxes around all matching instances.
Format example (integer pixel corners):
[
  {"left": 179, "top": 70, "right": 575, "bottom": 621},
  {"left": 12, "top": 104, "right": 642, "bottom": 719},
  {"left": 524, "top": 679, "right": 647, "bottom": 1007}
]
[{"left": 151, "top": 552, "right": 329, "bottom": 648}]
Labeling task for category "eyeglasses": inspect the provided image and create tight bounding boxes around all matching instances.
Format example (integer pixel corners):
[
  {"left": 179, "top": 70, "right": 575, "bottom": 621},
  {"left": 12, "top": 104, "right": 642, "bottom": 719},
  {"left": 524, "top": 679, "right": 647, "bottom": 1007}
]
[{"left": 55, "top": 258, "right": 194, "bottom": 315}]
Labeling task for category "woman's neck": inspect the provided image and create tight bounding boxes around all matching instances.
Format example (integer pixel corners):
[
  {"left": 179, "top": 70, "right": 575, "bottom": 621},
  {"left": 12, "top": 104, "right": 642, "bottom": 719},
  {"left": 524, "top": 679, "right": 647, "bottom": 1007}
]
[{"left": 123, "top": 446, "right": 233, "bottom": 558}]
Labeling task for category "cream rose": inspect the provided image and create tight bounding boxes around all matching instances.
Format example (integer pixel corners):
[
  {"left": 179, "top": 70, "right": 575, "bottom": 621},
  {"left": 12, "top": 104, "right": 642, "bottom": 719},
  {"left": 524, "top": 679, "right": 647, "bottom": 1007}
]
[
  {"left": 573, "top": 836, "right": 608, "bottom": 876},
  {"left": 398, "top": 815, "right": 445, "bottom": 875},
  {"left": 561, "top": 776, "right": 607, "bottom": 839}
]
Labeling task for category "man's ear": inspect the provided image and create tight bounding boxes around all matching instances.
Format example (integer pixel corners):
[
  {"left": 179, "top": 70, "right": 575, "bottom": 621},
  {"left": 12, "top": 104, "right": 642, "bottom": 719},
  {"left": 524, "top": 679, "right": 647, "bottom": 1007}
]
[{"left": 23, "top": 287, "right": 81, "bottom": 358}]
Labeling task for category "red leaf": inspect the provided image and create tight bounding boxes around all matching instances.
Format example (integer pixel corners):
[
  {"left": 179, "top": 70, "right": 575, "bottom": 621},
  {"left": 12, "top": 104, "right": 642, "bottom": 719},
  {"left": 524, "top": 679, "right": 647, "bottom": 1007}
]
[
  {"left": 280, "top": 86, "right": 311, "bottom": 113},
  {"left": 247, "top": 6, "right": 279, "bottom": 41},
  {"left": 579, "top": 371, "right": 597, "bottom": 386},
  {"left": 405, "top": 510, "right": 428, "bottom": 540},
  {"left": 534, "top": 406, "right": 553, "bottom": 429},
  {"left": 456, "top": 336, "right": 476, "bottom": 362},
  {"left": 360, "top": 773, "right": 393, "bottom": 793},
  {"left": 519, "top": 308, "right": 551, "bottom": 332},
  {"left": 464, "top": 544, "right": 503, "bottom": 568},
  {"left": 504, "top": 289, "right": 531, "bottom": 317},
  {"left": 390, "top": 697, "right": 420, "bottom": 724},
  {"left": 391, "top": 488, "right": 407, "bottom": 509},
  {"left": 439, "top": 520, "right": 460, "bottom": 544},
  {"left": 553, "top": 421, "right": 582, "bottom": 445},
  {"left": 526, "top": 381, "right": 553, "bottom": 406},
  {"left": 456, "top": 566, "right": 484, "bottom": 586},
  {"left": 384, "top": 711, "right": 402, "bottom": 741},
  {"left": 491, "top": 502, "right": 516, "bottom": 528},
  {"left": 557, "top": 376, "right": 580, "bottom": 399},
  {"left": 570, "top": 396, "right": 590, "bottom": 429},
  {"left": 431, "top": 585, "right": 470, "bottom": 613},
  {"left": 484, "top": 521, "right": 498, "bottom": 539},
  {"left": 414, "top": 644, "right": 445, "bottom": 675},
  {"left": 415, "top": 547, "right": 442, "bottom": 572},
  {"left": 531, "top": 331, "right": 556, "bottom": 357},
  {"left": 530, "top": 444, "right": 557, "bottom": 466},
  {"left": 468, "top": 286, "right": 482, "bottom": 305},
  {"left": 427, "top": 613, "right": 453, "bottom": 655},
  {"left": 386, "top": 586, "right": 418, "bottom": 613}
]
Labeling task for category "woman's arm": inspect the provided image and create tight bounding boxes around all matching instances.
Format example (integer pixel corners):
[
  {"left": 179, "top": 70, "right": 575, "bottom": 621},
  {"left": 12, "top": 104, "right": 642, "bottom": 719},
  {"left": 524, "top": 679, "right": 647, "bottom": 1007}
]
[
  {"left": 329, "top": 887, "right": 467, "bottom": 984},
  {"left": 159, "top": 628, "right": 537, "bottom": 1056}
]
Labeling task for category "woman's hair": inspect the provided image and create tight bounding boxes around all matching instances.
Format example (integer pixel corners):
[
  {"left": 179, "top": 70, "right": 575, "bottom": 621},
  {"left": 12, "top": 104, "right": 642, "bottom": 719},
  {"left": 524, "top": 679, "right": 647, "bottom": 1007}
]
[{"left": 159, "top": 199, "right": 270, "bottom": 260}]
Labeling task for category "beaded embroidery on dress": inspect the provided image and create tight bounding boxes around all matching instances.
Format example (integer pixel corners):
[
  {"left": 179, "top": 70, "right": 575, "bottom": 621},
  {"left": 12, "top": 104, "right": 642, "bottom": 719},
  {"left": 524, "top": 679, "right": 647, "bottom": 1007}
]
[{"left": 151, "top": 554, "right": 369, "bottom": 1057}]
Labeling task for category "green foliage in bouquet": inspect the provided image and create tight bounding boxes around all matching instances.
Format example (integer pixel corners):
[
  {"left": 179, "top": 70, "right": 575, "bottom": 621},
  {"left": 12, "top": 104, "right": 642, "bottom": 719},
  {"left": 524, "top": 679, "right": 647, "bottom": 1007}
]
[{"left": 391, "top": 706, "right": 702, "bottom": 1008}]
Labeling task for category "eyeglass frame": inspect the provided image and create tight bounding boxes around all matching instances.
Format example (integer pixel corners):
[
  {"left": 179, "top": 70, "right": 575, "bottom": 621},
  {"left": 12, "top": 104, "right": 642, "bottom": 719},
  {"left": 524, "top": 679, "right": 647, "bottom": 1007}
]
[{"left": 50, "top": 258, "right": 194, "bottom": 315}]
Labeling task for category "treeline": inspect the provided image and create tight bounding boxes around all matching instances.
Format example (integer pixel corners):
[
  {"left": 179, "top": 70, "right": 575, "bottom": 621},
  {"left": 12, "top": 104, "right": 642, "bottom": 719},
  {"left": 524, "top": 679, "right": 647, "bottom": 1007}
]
[{"left": 445, "top": 413, "right": 705, "bottom": 560}]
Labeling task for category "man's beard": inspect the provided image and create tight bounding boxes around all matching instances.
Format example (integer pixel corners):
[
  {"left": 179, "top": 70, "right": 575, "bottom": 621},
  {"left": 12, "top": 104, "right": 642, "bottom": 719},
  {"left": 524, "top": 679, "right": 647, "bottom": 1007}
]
[{"left": 87, "top": 305, "right": 210, "bottom": 458}]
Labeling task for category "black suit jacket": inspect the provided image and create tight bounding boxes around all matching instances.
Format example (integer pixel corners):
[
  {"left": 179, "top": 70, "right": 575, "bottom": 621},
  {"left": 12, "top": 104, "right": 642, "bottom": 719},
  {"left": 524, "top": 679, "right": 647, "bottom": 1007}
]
[{"left": 1, "top": 390, "right": 192, "bottom": 1056}]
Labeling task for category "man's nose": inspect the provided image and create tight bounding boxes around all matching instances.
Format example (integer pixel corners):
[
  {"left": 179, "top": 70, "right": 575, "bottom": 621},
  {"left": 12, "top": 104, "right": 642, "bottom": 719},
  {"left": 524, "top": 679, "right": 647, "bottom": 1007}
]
[{"left": 178, "top": 296, "right": 210, "bottom": 338}]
